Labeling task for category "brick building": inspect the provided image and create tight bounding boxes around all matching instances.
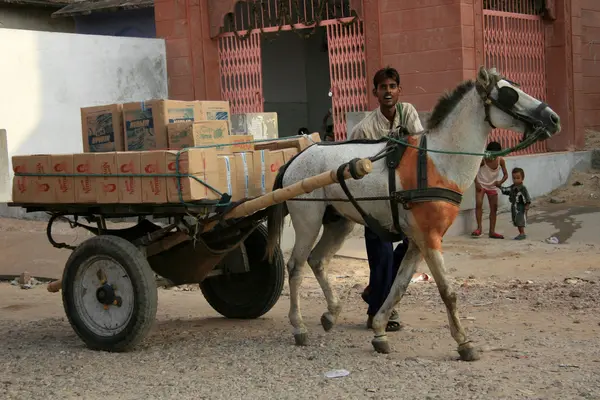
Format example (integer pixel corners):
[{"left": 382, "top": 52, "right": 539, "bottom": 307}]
[{"left": 153, "top": 0, "right": 597, "bottom": 153}]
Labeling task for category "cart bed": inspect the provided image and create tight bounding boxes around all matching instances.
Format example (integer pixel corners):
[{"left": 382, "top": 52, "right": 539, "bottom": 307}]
[{"left": 8, "top": 200, "right": 223, "bottom": 219}]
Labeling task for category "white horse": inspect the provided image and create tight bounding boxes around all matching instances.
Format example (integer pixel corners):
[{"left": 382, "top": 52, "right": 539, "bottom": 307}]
[{"left": 265, "top": 66, "right": 561, "bottom": 361}]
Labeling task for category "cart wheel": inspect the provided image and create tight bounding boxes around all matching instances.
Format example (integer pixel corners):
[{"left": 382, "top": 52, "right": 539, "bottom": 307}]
[
  {"left": 200, "top": 224, "right": 284, "bottom": 319},
  {"left": 62, "top": 235, "right": 157, "bottom": 352}
]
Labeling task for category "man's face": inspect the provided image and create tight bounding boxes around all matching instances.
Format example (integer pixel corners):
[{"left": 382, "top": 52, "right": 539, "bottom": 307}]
[{"left": 373, "top": 78, "right": 400, "bottom": 108}]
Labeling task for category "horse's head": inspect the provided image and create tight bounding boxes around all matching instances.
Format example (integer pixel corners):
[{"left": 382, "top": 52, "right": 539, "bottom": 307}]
[{"left": 475, "top": 66, "right": 561, "bottom": 143}]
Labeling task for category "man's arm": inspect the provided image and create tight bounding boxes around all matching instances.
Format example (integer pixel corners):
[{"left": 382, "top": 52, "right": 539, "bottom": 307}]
[
  {"left": 349, "top": 112, "right": 375, "bottom": 140},
  {"left": 403, "top": 103, "right": 424, "bottom": 134},
  {"left": 348, "top": 123, "right": 364, "bottom": 140}
]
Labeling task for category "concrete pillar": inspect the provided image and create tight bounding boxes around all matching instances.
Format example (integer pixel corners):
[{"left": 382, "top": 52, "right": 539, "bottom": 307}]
[{"left": 154, "top": 0, "right": 221, "bottom": 101}]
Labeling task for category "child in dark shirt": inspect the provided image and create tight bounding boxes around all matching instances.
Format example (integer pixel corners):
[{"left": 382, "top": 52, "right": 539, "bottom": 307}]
[{"left": 500, "top": 167, "right": 531, "bottom": 240}]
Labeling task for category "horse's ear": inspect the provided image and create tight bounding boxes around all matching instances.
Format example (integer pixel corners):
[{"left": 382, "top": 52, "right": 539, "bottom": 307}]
[{"left": 477, "top": 66, "right": 490, "bottom": 86}]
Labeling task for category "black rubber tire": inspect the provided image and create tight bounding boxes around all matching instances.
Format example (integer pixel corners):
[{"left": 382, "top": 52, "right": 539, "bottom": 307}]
[
  {"left": 200, "top": 224, "right": 285, "bottom": 319},
  {"left": 61, "top": 235, "right": 158, "bottom": 352}
]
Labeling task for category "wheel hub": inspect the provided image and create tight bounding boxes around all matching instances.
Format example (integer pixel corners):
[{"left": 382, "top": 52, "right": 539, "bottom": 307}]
[{"left": 96, "top": 284, "right": 122, "bottom": 307}]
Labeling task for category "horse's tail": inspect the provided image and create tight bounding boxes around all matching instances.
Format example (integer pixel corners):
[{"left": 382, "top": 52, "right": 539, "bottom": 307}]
[{"left": 265, "top": 162, "right": 290, "bottom": 262}]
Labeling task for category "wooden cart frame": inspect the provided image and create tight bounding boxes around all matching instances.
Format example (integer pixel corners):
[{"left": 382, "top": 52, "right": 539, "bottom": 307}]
[{"left": 8, "top": 158, "right": 372, "bottom": 352}]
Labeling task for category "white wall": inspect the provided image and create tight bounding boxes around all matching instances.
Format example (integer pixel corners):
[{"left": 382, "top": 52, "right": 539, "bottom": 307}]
[{"left": 0, "top": 28, "right": 168, "bottom": 202}]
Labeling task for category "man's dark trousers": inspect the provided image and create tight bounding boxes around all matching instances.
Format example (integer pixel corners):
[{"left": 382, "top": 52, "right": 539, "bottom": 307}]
[{"left": 364, "top": 226, "right": 410, "bottom": 316}]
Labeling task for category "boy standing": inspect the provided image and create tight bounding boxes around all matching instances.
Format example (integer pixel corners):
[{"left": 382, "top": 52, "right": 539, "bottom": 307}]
[
  {"left": 500, "top": 167, "right": 531, "bottom": 240},
  {"left": 472, "top": 141, "right": 508, "bottom": 239}
]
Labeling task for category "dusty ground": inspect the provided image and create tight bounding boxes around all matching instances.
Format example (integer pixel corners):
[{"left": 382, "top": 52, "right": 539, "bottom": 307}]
[
  {"left": 1, "top": 211, "right": 600, "bottom": 399},
  {"left": 585, "top": 129, "right": 600, "bottom": 151},
  {"left": 536, "top": 169, "right": 600, "bottom": 205}
]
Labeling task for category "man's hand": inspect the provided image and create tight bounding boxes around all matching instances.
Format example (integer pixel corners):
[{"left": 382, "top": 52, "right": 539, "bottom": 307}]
[{"left": 494, "top": 181, "right": 502, "bottom": 187}]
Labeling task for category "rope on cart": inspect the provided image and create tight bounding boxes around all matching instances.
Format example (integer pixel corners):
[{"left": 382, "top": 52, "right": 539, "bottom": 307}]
[
  {"left": 13, "top": 134, "right": 317, "bottom": 212},
  {"left": 13, "top": 130, "right": 542, "bottom": 211}
]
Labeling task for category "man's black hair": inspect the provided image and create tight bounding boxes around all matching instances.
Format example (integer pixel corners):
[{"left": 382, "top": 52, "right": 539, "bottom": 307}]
[
  {"left": 373, "top": 66, "right": 400, "bottom": 90},
  {"left": 486, "top": 141, "right": 502, "bottom": 151},
  {"left": 512, "top": 167, "right": 525, "bottom": 179}
]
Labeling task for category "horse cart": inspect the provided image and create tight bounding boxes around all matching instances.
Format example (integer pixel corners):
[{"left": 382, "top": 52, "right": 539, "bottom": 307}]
[{"left": 8, "top": 155, "right": 372, "bottom": 352}]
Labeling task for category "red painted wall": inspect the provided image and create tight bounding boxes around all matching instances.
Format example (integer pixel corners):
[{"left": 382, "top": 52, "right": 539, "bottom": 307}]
[
  {"left": 375, "top": 1, "right": 475, "bottom": 112},
  {"left": 154, "top": 0, "right": 587, "bottom": 151},
  {"left": 581, "top": 0, "right": 600, "bottom": 136}
]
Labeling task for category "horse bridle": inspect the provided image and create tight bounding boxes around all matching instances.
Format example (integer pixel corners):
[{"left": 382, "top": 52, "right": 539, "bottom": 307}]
[{"left": 475, "top": 76, "right": 552, "bottom": 140}]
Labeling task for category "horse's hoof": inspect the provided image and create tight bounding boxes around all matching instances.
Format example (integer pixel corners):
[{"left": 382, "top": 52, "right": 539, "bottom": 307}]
[
  {"left": 371, "top": 337, "right": 391, "bottom": 354},
  {"left": 294, "top": 332, "right": 308, "bottom": 346},
  {"left": 320, "top": 313, "right": 335, "bottom": 332},
  {"left": 458, "top": 345, "right": 480, "bottom": 361}
]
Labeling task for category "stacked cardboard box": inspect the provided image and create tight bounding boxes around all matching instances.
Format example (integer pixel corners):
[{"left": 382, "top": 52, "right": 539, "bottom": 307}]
[
  {"left": 12, "top": 98, "right": 323, "bottom": 204},
  {"left": 81, "top": 100, "right": 231, "bottom": 153}
]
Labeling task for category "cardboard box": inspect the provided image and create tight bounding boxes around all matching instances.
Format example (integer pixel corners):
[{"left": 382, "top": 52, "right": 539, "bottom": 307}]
[
  {"left": 251, "top": 150, "right": 285, "bottom": 195},
  {"left": 94, "top": 153, "right": 119, "bottom": 204},
  {"left": 81, "top": 104, "right": 124, "bottom": 153},
  {"left": 11, "top": 155, "right": 53, "bottom": 203},
  {"left": 73, "top": 154, "right": 96, "bottom": 203},
  {"left": 254, "top": 132, "right": 320, "bottom": 152},
  {"left": 141, "top": 151, "right": 167, "bottom": 203},
  {"left": 168, "top": 125, "right": 254, "bottom": 156},
  {"left": 216, "top": 155, "right": 236, "bottom": 198},
  {"left": 251, "top": 150, "right": 268, "bottom": 196},
  {"left": 165, "top": 148, "right": 219, "bottom": 202},
  {"left": 122, "top": 99, "right": 197, "bottom": 151},
  {"left": 195, "top": 101, "right": 230, "bottom": 121},
  {"left": 268, "top": 150, "right": 286, "bottom": 187},
  {"left": 229, "top": 135, "right": 254, "bottom": 153},
  {"left": 51, "top": 155, "right": 75, "bottom": 203},
  {"left": 282, "top": 148, "right": 299, "bottom": 163},
  {"left": 116, "top": 152, "right": 142, "bottom": 204},
  {"left": 208, "top": 135, "right": 255, "bottom": 156},
  {"left": 234, "top": 152, "right": 254, "bottom": 200},
  {"left": 230, "top": 112, "right": 278, "bottom": 140},
  {"left": 167, "top": 120, "right": 230, "bottom": 149}
]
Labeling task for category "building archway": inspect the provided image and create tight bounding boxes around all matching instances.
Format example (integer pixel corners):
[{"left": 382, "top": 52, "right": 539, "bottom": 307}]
[{"left": 211, "top": 0, "right": 367, "bottom": 140}]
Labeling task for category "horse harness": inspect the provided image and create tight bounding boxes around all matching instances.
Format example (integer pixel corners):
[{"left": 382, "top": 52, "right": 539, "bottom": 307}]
[
  {"left": 476, "top": 75, "right": 553, "bottom": 139},
  {"left": 335, "top": 75, "right": 554, "bottom": 242},
  {"left": 335, "top": 132, "right": 462, "bottom": 242},
  {"left": 280, "top": 76, "right": 550, "bottom": 242}
]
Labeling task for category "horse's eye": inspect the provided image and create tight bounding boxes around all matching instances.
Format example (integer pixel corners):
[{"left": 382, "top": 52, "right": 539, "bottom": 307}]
[{"left": 497, "top": 86, "right": 519, "bottom": 108}]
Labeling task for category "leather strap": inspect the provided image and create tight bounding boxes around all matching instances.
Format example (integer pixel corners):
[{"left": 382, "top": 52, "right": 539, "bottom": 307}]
[
  {"left": 386, "top": 140, "right": 406, "bottom": 238},
  {"left": 390, "top": 134, "right": 463, "bottom": 210},
  {"left": 336, "top": 160, "right": 405, "bottom": 243}
]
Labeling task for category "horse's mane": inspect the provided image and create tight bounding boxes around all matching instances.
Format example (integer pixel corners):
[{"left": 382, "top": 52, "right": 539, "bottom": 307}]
[{"left": 427, "top": 80, "right": 476, "bottom": 130}]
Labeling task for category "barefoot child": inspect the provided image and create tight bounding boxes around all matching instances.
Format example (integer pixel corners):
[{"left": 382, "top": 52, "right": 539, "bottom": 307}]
[
  {"left": 472, "top": 141, "right": 508, "bottom": 239},
  {"left": 500, "top": 167, "right": 531, "bottom": 240}
]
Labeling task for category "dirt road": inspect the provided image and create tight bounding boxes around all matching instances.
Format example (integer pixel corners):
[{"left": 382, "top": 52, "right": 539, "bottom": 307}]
[{"left": 1, "top": 217, "right": 599, "bottom": 399}]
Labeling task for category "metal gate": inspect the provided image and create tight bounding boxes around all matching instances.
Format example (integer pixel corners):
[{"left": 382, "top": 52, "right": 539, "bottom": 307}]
[
  {"left": 218, "top": 32, "right": 264, "bottom": 114},
  {"left": 483, "top": 0, "right": 547, "bottom": 154},
  {"left": 326, "top": 20, "right": 368, "bottom": 141}
]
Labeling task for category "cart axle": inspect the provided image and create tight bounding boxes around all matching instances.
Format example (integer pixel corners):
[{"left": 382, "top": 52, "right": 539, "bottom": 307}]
[{"left": 96, "top": 284, "right": 122, "bottom": 307}]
